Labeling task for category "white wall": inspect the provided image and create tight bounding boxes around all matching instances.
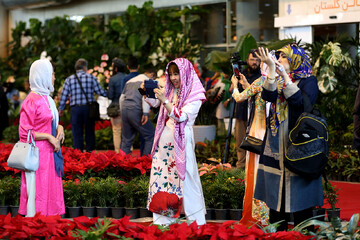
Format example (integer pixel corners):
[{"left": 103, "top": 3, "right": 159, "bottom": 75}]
[
  {"left": 276, "top": 0, "right": 360, "bottom": 27},
  {"left": 279, "top": 26, "right": 313, "bottom": 44}
]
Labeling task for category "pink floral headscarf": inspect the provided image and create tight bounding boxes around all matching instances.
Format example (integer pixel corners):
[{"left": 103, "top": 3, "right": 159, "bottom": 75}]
[{"left": 151, "top": 58, "right": 206, "bottom": 181}]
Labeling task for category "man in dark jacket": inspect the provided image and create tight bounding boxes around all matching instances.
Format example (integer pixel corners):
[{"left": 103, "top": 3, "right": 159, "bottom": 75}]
[{"left": 108, "top": 58, "right": 126, "bottom": 153}]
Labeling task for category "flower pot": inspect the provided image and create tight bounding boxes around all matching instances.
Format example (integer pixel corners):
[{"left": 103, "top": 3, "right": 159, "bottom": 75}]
[
  {"left": 193, "top": 125, "right": 216, "bottom": 143},
  {"left": 312, "top": 208, "right": 326, "bottom": 221},
  {"left": 326, "top": 208, "right": 341, "bottom": 221},
  {"left": 205, "top": 208, "right": 214, "bottom": 220},
  {"left": 67, "top": 207, "right": 81, "bottom": 218},
  {"left": 125, "top": 207, "right": 139, "bottom": 219},
  {"left": 0, "top": 206, "right": 9, "bottom": 215},
  {"left": 111, "top": 207, "right": 125, "bottom": 219},
  {"left": 229, "top": 209, "right": 242, "bottom": 220},
  {"left": 82, "top": 206, "right": 96, "bottom": 218},
  {"left": 139, "top": 207, "right": 152, "bottom": 218},
  {"left": 214, "top": 209, "right": 228, "bottom": 220},
  {"left": 10, "top": 205, "right": 19, "bottom": 217},
  {"left": 96, "top": 207, "right": 110, "bottom": 218}
]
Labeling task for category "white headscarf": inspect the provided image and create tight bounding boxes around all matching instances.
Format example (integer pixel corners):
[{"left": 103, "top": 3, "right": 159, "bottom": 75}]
[{"left": 29, "top": 59, "right": 59, "bottom": 127}]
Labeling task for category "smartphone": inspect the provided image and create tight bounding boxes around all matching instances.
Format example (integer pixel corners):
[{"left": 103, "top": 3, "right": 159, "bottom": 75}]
[
  {"left": 144, "top": 79, "right": 159, "bottom": 98},
  {"left": 269, "top": 50, "right": 284, "bottom": 72}
]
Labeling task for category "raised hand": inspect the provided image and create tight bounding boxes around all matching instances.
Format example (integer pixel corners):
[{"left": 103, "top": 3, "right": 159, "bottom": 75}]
[{"left": 255, "top": 47, "right": 275, "bottom": 68}]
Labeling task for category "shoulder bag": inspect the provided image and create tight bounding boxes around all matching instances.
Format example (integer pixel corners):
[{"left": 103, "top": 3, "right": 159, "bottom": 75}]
[
  {"left": 240, "top": 97, "right": 263, "bottom": 155},
  {"left": 7, "top": 129, "right": 39, "bottom": 171},
  {"left": 107, "top": 102, "right": 120, "bottom": 117},
  {"left": 284, "top": 92, "right": 329, "bottom": 179},
  {"left": 75, "top": 73, "right": 100, "bottom": 121}
]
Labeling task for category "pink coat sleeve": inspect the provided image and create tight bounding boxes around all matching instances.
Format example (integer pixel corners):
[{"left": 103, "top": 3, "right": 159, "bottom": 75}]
[{"left": 19, "top": 97, "right": 37, "bottom": 143}]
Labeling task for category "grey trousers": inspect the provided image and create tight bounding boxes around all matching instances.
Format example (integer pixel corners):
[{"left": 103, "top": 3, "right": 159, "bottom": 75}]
[{"left": 120, "top": 108, "right": 155, "bottom": 156}]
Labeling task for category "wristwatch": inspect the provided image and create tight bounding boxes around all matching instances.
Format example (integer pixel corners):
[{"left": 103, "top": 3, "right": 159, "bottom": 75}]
[{"left": 163, "top": 99, "right": 169, "bottom": 105}]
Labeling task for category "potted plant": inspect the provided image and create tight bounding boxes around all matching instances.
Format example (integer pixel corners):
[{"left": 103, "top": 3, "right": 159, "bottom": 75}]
[
  {"left": 227, "top": 169, "right": 245, "bottom": 220},
  {"left": 94, "top": 178, "right": 112, "bottom": 218},
  {"left": 123, "top": 180, "right": 139, "bottom": 219},
  {"left": 63, "top": 179, "right": 82, "bottom": 218},
  {"left": 0, "top": 177, "right": 10, "bottom": 215},
  {"left": 6, "top": 177, "right": 21, "bottom": 217},
  {"left": 108, "top": 178, "right": 126, "bottom": 219},
  {"left": 80, "top": 178, "right": 96, "bottom": 218},
  {"left": 132, "top": 174, "right": 151, "bottom": 218},
  {"left": 193, "top": 100, "right": 217, "bottom": 143},
  {"left": 323, "top": 181, "right": 340, "bottom": 221}
]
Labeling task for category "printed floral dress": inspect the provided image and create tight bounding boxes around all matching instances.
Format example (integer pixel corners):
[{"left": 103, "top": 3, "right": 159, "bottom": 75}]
[
  {"left": 146, "top": 97, "right": 206, "bottom": 223},
  {"left": 233, "top": 76, "right": 269, "bottom": 225}
]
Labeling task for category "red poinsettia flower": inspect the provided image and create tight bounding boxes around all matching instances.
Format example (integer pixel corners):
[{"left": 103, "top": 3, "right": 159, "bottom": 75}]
[{"left": 149, "top": 192, "right": 183, "bottom": 218}]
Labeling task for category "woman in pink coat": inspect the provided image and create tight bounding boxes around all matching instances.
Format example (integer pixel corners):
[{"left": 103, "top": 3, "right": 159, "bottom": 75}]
[{"left": 18, "top": 59, "right": 65, "bottom": 217}]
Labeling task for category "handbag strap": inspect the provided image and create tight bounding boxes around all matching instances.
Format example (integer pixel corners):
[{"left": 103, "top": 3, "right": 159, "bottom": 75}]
[
  {"left": 27, "top": 129, "right": 35, "bottom": 145},
  {"left": 245, "top": 96, "right": 256, "bottom": 134},
  {"left": 74, "top": 72, "right": 90, "bottom": 105}
]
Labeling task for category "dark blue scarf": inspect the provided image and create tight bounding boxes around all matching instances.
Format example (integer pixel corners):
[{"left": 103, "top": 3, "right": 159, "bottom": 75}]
[{"left": 52, "top": 119, "right": 64, "bottom": 177}]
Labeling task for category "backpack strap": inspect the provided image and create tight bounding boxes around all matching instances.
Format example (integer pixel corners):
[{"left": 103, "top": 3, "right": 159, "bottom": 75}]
[{"left": 301, "top": 91, "right": 313, "bottom": 113}]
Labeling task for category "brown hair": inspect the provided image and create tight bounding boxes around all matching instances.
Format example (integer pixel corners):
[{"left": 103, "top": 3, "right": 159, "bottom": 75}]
[{"left": 168, "top": 62, "right": 179, "bottom": 74}]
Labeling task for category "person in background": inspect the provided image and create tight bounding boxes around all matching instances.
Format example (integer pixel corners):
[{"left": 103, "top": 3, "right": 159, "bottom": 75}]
[
  {"left": 232, "top": 49, "right": 261, "bottom": 169},
  {"left": 18, "top": 59, "right": 65, "bottom": 217},
  {"left": 119, "top": 56, "right": 154, "bottom": 156},
  {"left": 254, "top": 44, "right": 321, "bottom": 231},
  {"left": 207, "top": 72, "right": 231, "bottom": 136},
  {"left": 4, "top": 76, "right": 20, "bottom": 110},
  {"left": 353, "top": 83, "right": 360, "bottom": 156},
  {"left": 144, "top": 58, "right": 207, "bottom": 225},
  {"left": 108, "top": 57, "right": 127, "bottom": 153},
  {"left": 0, "top": 77, "right": 9, "bottom": 141},
  {"left": 59, "top": 58, "right": 107, "bottom": 152}
]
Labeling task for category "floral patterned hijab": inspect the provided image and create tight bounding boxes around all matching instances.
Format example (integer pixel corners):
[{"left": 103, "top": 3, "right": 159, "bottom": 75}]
[
  {"left": 269, "top": 44, "right": 313, "bottom": 136},
  {"left": 151, "top": 58, "right": 206, "bottom": 181}
]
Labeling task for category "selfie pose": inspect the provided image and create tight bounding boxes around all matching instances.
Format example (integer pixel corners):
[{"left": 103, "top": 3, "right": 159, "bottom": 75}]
[
  {"left": 254, "top": 44, "right": 322, "bottom": 231},
  {"left": 144, "top": 58, "right": 206, "bottom": 225}
]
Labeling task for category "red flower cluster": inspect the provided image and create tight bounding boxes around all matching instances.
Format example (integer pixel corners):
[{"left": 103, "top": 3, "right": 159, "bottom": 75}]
[
  {"left": 149, "top": 192, "right": 183, "bottom": 218},
  {"left": 62, "top": 120, "right": 112, "bottom": 131},
  {"left": 0, "top": 143, "right": 152, "bottom": 178},
  {"left": 0, "top": 213, "right": 313, "bottom": 239},
  {"left": 94, "top": 120, "right": 112, "bottom": 131}
]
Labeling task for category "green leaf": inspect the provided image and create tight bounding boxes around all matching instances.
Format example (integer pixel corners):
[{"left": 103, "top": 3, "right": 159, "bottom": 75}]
[
  {"left": 127, "top": 33, "right": 142, "bottom": 53},
  {"left": 234, "top": 33, "right": 258, "bottom": 61}
]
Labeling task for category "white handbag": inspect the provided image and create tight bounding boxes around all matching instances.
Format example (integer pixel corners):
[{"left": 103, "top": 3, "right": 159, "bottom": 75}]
[{"left": 7, "top": 129, "right": 39, "bottom": 171}]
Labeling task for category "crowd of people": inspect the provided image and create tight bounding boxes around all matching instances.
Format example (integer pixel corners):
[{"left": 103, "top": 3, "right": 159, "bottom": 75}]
[{"left": 5, "top": 42, "right": 341, "bottom": 229}]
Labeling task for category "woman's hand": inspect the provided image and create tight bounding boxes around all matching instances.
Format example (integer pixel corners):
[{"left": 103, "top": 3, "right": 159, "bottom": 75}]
[
  {"left": 239, "top": 73, "right": 250, "bottom": 89},
  {"left": 231, "top": 74, "right": 239, "bottom": 89},
  {"left": 274, "top": 60, "right": 287, "bottom": 78},
  {"left": 154, "top": 87, "right": 166, "bottom": 103},
  {"left": 48, "top": 135, "right": 60, "bottom": 152},
  {"left": 56, "top": 125, "right": 65, "bottom": 144},
  {"left": 255, "top": 47, "right": 275, "bottom": 69},
  {"left": 256, "top": 47, "right": 276, "bottom": 79}
]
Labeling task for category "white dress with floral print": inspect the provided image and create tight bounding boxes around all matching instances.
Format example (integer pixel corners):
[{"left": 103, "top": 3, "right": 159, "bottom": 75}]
[{"left": 145, "top": 97, "right": 206, "bottom": 225}]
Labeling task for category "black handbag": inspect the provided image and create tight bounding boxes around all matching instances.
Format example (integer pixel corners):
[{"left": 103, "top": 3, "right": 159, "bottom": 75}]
[
  {"left": 75, "top": 73, "right": 100, "bottom": 121},
  {"left": 240, "top": 135, "right": 263, "bottom": 155},
  {"left": 107, "top": 102, "right": 120, "bottom": 117},
  {"left": 239, "top": 97, "right": 263, "bottom": 154}
]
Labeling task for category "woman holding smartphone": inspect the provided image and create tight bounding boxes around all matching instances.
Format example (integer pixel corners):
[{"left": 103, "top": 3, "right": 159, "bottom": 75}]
[{"left": 143, "top": 58, "right": 207, "bottom": 226}]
